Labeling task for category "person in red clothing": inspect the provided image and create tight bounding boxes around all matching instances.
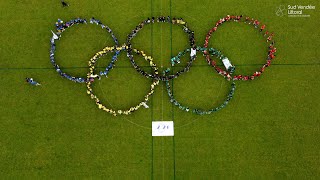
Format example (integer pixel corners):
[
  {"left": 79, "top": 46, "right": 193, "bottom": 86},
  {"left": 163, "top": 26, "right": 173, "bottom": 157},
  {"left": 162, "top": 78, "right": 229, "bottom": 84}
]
[
  {"left": 269, "top": 48, "right": 277, "bottom": 54},
  {"left": 205, "top": 39, "right": 209, "bottom": 46},
  {"left": 269, "top": 45, "right": 274, "bottom": 50},
  {"left": 269, "top": 54, "right": 275, "bottom": 60},
  {"left": 260, "top": 24, "right": 266, "bottom": 32},
  {"left": 236, "top": 15, "right": 242, "bottom": 21},
  {"left": 211, "top": 60, "right": 216, "bottom": 67},
  {"left": 264, "top": 30, "right": 269, "bottom": 37},
  {"left": 267, "top": 32, "right": 274, "bottom": 42},
  {"left": 213, "top": 27, "right": 217, "bottom": 31},
  {"left": 266, "top": 60, "right": 272, "bottom": 66},
  {"left": 216, "top": 68, "right": 222, "bottom": 74},
  {"left": 217, "top": 19, "right": 223, "bottom": 25},
  {"left": 226, "top": 15, "right": 231, "bottom": 21},
  {"left": 254, "top": 20, "right": 260, "bottom": 28},
  {"left": 257, "top": 72, "right": 262, "bottom": 76},
  {"left": 254, "top": 71, "right": 261, "bottom": 77}
]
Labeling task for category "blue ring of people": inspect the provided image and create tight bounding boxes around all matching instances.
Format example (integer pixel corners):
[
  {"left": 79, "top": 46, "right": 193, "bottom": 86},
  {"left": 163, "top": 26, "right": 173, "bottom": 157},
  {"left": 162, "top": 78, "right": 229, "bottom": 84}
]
[
  {"left": 49, "top": 15, "right": 276, "bottom": 115},
  {"left": 50, "top": 17, "right": 119, "bottom": 83}
]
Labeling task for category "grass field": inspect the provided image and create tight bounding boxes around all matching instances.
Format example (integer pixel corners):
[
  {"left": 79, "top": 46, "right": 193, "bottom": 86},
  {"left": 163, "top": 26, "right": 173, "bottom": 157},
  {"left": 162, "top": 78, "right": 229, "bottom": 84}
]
[{"left": 0, "top": 0, "right": 320, "bottom": 179}]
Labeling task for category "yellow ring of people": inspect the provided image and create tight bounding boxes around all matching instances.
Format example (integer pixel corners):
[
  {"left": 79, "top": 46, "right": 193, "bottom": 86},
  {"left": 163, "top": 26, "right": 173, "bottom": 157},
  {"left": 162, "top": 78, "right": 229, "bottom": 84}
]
[{"left": 86, "top": 45, "right": 160, "bottom": 116}]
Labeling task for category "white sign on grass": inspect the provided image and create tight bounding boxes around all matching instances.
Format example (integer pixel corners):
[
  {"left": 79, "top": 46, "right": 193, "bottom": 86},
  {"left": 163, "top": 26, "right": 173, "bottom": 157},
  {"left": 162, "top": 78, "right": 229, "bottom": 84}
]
[{"left": 152, "top": 121, "right": 174, "bottom": 136}]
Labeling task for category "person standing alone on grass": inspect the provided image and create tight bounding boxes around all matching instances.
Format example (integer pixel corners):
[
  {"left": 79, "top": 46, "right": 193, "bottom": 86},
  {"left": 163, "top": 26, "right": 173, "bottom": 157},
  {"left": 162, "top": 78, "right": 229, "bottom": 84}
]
[
  {"left": 26, "top": 78, "right": 41, "bottom": 86},
  {"left": 61, "top": 0, "right": 69, "bottom": 7}
]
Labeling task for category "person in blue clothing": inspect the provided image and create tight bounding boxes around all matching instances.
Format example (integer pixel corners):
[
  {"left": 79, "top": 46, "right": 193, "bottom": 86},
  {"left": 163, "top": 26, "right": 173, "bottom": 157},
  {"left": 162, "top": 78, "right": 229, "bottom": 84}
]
[{"left": 26, "top": 78, "right": 41, "bottom": 86}]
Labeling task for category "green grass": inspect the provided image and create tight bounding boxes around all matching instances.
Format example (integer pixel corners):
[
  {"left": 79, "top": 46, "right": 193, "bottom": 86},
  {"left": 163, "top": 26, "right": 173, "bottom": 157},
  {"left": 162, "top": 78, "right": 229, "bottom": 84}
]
[{"left": 0, "top": 0, "right": 320, "bottom": 179}]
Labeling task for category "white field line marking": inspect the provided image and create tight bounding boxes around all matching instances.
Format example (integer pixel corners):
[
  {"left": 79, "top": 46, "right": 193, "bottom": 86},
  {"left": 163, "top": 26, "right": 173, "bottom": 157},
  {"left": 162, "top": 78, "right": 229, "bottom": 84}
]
[
  {"left": 161, "top": 2, "right": 165, "bottom": 180},
  {"left": 160, "top": 14, "right": 164, "bottom": 121}
]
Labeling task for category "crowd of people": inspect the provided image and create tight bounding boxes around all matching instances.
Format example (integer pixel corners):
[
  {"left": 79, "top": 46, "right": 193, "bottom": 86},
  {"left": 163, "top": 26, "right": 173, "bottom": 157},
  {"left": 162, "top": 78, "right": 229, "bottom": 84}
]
[
  {"left": 47, "top": 15, "right": 276, "bottom": 115},
  {"left": 131, "top": 48, "right": 160, "bottom": 78},
  {"left": 87, "top": 45, "right": 128, "bottom": 82},
  {"left": 162, "top": 46, "right": 237, "bottom": 115},
  {"left": 86, "top": 47, "right": 160, "bottom": 116},
  {"left": 50, "top": 18, "right": 119, "bottom": 83},
  {"left": 126, "top": 16, "right": 196, "bottom": 81},
  {"left": 170, "top": 49, "right": 189, "bottom": 66},
  {"left": 204, "top": 15, "right": 276, "bottom": 81},
  {"left": 164, "top": 72, "right": 236, "bottom": 115},
  {"left": 86, "top": 79, "right": 159, "bottom": 116}
]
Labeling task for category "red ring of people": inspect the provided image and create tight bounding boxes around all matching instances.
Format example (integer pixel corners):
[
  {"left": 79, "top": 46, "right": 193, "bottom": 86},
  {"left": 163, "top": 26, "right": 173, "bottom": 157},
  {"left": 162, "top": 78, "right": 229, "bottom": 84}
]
[{"left": 204, "top": 15, "right": 277, "bottom": 81}]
